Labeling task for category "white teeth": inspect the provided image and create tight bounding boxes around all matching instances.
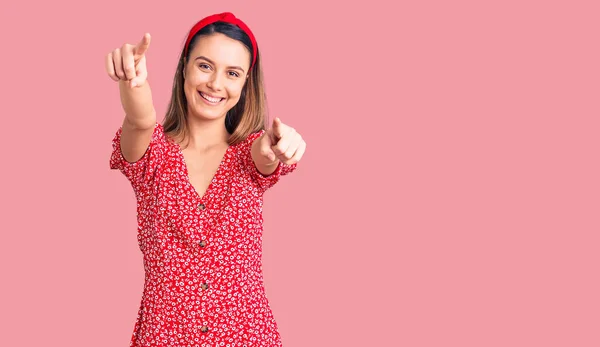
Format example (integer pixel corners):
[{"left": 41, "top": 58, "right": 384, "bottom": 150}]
[{"left": 200, "top": 92, "right": 222, "bottom": 103}]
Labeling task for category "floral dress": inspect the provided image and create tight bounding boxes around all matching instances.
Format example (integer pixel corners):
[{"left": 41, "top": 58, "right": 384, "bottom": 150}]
[{"left": 109, "top": 122, "right": 297, "bottom": 347}]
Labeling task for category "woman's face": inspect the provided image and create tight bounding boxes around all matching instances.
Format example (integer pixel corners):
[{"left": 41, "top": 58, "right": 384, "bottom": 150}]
[{"left": 183, "top": 33, "right": 251, "bottom": 121}]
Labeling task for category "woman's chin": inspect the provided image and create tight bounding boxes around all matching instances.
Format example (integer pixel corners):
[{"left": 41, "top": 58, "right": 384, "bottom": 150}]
[{"left": 190, "top": 106, "right": 227, "bottom": 121}]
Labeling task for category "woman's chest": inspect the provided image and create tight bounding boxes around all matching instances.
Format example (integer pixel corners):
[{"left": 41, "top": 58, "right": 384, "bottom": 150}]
[
  {"left": 147, "top": 158, "right": 263, "bottom": 246},
  {"left": 181, "top": 145, "right": 229, "bottom": 200}
]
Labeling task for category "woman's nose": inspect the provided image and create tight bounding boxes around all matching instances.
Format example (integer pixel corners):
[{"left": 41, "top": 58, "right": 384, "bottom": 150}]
[{"left": 207, "top": 72, "right": 224, "bottom": 91}]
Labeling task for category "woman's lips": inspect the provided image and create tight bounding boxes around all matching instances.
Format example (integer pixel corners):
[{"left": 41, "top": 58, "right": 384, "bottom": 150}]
[{"left": 199, "top": 91, "right": 224, "bottom": 104}]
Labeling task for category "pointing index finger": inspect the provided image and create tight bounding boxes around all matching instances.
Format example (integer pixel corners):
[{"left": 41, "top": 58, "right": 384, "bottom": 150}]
[
  {"left": 272, "top": 117, "right": 284, "bottom": 140},
  {"left": 134, "top": 33, "right": 151, "bottom": 58}
]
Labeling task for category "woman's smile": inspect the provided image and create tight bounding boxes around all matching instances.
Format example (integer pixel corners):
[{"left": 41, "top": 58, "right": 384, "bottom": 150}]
[{"left": 199, "top": 91, "right": 225, "bottom": 105}]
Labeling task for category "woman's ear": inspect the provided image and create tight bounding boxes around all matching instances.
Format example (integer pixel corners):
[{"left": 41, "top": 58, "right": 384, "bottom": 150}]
[{"left": 183, "top": 58, "right": 187, "bottom": 79}]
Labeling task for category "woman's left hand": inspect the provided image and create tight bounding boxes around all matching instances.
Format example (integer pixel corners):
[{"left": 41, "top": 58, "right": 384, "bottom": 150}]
[{"left": 259, "top": 117, "right": 306, "bottom": 165}]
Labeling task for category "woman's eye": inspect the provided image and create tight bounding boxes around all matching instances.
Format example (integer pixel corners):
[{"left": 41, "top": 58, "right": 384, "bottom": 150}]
[
  {"left": 229, "top": 71, "right": 240, "bottom": 77},
  {"left": 199, "top": 63, "right": 210, "bottom": 69}
]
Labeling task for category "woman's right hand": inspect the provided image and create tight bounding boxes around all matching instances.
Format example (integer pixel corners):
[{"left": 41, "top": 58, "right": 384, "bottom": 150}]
[{"left": 105, "top": 33, "right": 151, "bottom": 88}]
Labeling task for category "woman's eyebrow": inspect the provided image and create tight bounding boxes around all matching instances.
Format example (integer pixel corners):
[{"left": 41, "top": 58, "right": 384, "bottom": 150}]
[{"left": 195, "top": 56, "right": 245, "bottom": 73}]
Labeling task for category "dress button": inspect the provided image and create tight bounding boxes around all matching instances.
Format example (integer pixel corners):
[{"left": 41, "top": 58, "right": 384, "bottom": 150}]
[
  {"left": 200, "top": 325, "right": 209, "bottom": 333},
  {"left": 199, "top": 240, "right": 207, "bottom": 247},
  {"left": 201, "top": 282, "right": 209, "bottom": 290},
  {"left": 198, "top": 203, "right": 205, "bottom": 210}
]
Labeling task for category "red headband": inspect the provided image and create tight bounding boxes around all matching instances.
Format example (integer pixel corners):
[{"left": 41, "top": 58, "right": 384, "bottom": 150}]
[{"left": 184, "top": 12, "right": 258, "bottom": 69}]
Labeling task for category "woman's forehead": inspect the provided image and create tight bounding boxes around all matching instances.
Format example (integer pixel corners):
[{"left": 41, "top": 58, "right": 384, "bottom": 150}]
[{"left": 190, "top": 33, "right": 251, "bottom": 69}]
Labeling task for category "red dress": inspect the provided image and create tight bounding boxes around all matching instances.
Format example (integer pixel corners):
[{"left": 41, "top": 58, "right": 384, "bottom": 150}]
[{"left": 109, "top": 122, "right": 297, "bottom": 347}]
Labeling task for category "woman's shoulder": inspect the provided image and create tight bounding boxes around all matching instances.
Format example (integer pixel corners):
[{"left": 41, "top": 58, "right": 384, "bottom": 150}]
[
  {"left": 143, "top": 122, "right": 175, "bottom": 153},
  {"left": 227, "top": 129, "right": 264, "bottom": 168},
  {"left": 111, "top": 121, "right": 170, "bottom": 155},
  {"left": 231, "top": 129, "right": 265, "bottom": 150},
  {"left": 157, "top": 124, "right": 185, "bottom": 151}
]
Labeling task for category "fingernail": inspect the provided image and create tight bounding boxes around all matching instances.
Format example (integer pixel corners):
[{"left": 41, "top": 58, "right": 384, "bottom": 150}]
[{"left": 131, "top": 82, "right": 137, "bottom": 87}]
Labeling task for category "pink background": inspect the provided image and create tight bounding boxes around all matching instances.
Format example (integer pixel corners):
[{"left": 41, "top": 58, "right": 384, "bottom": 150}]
[{"left": 1, "top": 0, "right": 599, "bottom": 346}]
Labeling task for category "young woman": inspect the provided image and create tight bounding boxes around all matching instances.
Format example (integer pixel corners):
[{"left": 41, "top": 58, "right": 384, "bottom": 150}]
[{"left": 105, "top": 12, "right": 305, "bottom": 346}]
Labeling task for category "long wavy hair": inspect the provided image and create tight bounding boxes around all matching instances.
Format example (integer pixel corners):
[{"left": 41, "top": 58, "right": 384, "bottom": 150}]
[{"left": 163, "top": 21, "right": 268, "bottom": 148}]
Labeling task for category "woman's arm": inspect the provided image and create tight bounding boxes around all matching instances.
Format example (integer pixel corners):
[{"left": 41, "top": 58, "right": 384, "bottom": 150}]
[{"left": 106, "top": 33, "right": 156, "bottom": 163}]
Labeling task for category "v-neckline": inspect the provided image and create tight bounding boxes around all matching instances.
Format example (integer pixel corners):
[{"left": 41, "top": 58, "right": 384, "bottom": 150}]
[{"left": 174, "top": 140, "right": 231, "bottom": 202}]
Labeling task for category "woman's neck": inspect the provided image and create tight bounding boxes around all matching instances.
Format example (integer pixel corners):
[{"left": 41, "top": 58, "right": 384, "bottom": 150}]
[{"left": 182, "top": 116, "right": 230, "bottom": 151}]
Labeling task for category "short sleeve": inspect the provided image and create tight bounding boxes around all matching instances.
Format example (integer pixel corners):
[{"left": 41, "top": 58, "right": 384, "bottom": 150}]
[
  {"left": 109, "top": 122, "right": 166, "bottom": 191},
  {"left": 239, "top": 130, "right": 298, "bottom": 192}
]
